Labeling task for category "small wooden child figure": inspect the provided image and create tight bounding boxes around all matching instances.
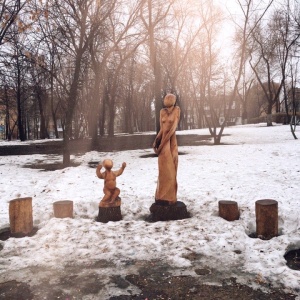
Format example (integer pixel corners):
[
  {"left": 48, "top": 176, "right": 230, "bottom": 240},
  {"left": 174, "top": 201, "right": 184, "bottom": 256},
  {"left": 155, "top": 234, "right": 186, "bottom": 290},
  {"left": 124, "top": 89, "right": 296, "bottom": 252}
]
[{"left": 96, "top": 159, "right": 126, "bottom": 207}]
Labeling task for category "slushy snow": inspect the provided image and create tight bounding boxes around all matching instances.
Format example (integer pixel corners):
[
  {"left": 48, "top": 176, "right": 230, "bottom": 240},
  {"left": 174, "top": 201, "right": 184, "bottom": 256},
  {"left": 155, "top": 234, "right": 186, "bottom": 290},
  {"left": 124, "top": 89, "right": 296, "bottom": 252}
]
[{"left": 0, "top": 124, "right": 299, "bottom": 295}]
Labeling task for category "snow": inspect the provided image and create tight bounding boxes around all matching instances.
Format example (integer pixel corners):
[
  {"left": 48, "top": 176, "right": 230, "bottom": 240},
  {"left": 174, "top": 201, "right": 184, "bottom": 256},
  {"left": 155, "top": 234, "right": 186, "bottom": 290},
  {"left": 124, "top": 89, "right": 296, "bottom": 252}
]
[{"left": 0, "top": 124, "right": 299, "bottom": 295}]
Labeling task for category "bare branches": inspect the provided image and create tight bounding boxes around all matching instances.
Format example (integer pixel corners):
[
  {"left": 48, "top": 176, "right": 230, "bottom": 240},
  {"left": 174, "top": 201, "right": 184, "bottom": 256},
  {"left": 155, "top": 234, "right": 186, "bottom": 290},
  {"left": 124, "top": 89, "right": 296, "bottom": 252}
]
[
  {"left": 0, "top": 0, "right": 26, "bottom": 45},
  {"left": 0, "top": 0, "right": 299, "bottom": 145}
]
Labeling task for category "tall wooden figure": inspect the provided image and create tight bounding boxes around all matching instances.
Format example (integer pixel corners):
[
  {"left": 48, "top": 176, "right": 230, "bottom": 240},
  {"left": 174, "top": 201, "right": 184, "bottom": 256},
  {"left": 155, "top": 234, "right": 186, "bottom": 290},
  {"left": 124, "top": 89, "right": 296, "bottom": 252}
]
[{"left": 150, "top": 93, "right": 189, "bottom": 221}]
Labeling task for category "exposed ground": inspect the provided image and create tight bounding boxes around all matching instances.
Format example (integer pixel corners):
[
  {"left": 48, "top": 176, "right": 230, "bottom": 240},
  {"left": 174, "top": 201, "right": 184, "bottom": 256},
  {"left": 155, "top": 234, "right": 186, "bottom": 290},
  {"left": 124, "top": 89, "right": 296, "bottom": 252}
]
[
  {"left": 0, "top": 133, "right": 213, "bottom": 156},
  {"left": 0, "top": 258, "right": 297, "bottom": 300}
]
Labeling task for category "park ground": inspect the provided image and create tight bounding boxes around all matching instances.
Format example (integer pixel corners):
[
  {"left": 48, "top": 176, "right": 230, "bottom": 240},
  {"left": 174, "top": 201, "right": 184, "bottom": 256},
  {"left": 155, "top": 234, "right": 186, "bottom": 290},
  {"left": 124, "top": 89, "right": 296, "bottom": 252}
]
[{"left": 0, "top": 125, "right": 299, "bottom": 299}]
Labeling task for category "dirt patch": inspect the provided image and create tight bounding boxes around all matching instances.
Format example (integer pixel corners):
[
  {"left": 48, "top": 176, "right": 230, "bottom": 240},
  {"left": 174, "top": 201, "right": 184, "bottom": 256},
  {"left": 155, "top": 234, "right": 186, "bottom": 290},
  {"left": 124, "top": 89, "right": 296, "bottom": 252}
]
[
  {"left": 139, "top": 151, "right": 188, "bottom": 158},
  {"left": 284, "top": 248, "right": 300, "bottom": 271},
  {"left": 0, "top": 259, "right": 297, "bottom": 300},
  {"left": 0, "top": 133, "right": 215, "bottom": 156},
  {"left": 108, "top": 260, "right": 297, "bottom": 300},
  {"left": 248, "top": 232, "right": 282, "bottom": 241},
  {"left": 110, "top": 275, "right": 295, "bottom": 300},
  {"left": 0, "top": 227, "right": 39, "bottom": 241},
  {"left": 23, "top": 161, "right": 81, "bottom": 171},
  {"left": 0, "top": 281, "right": 33, "bottom": 300}
]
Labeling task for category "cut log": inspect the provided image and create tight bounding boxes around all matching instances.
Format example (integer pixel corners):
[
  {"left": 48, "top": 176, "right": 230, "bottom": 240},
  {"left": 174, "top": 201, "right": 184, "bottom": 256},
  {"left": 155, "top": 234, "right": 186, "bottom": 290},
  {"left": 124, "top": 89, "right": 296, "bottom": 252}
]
[
  {"left": 9, "top": 197, "right": 33, "bottom": 236},
  {"left": 255, "top": 199, "right": 278, "bottom": 240},
  {"left": 53, "top": 200, "right": 73, "bottom": 218},
  {"left": 149, "top": 201, "right": 189, "bottom": 222},
  {"left": 97, "top": 206, "right": 122, "bottom": 223},
  {"left": 218, "top": 200, "right": 239, "bottom": 221}
]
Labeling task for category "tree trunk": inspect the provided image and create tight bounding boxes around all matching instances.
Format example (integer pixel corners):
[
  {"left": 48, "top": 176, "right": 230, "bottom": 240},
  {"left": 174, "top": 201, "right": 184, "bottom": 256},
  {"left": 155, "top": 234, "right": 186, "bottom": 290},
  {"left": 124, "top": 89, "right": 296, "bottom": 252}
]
[
  {"left": 63, "top": 50, "right": 84, "bottom": 166},
  {"left": 63, "top": 108, "right": 73, "bottom": 166},
  {"left": 266, "top": 113, "right": 273, "bottom": 126},
  {"left": 108, "top": 103, "right": 115, "bottom": 137},
  {"left": 51, "top": 110, "right": 59, "bottom": 139},
  {"left": 283, "top": 79, "right": 298, "bottom": 139},
  {"left": 108, "top": 93, "right": 116, "bottom": 137},
  {"left": 100, "top": 102, "right": 106, "bottom": 136},
  {"left": 100, "top": 89, "right": 108, "bottom": 136},
  {"left": 213, "top": 135, "right": 221, "bottom": 145},
  {"left": 125, "top": 94, "right": 134, "bottom": 134},
  {"left": 4, "top": 89, "right": 12, "bottom": 141},
  {"left": 89, "top": 103, "right": 100, "bottom": 143},
  {"left": 89, "top": 73, "right": 101, "bottom": 145},
  {"left": 50, "top": 59, "right": 59, "bottom": 138},
  {"left": 17, "top": 71, "right": 26, "bottom": 141},
  {"left": 242, "top": 107, "right": 248, "bottom": 125},
  {"left": 63, "top": 120, "right": 71, "bottom": 166},
  {"left": 154, "top": 61, "right": 162, "bottom": 133},
  {"left": 38, "top": 99, "right": 48, "bottom": 139}
]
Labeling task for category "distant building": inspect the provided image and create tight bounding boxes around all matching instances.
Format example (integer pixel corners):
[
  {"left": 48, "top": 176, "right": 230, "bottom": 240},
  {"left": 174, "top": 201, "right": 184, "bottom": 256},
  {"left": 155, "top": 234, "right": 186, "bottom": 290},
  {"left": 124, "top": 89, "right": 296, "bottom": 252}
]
[{"left": 183, "top": 94, "right": 242, "bottom": 130}]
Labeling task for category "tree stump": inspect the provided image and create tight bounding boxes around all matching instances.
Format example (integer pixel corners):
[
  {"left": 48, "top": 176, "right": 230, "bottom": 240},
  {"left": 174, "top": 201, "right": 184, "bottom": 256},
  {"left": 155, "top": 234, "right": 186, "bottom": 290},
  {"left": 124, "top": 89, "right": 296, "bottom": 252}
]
[
  {"left": 218, "top": 200, "right": 239, "bottom": 221},
  {"left": 53, "top": 200, "right": 73, "bottom": 218},
  {"left": 255, "top": 199, "right": 278, "bottom": 240},
  {"left": 149, "top": 201, "right": 189, "bottom": 222},
  {"left": 97, "top": 206, "right": 122, "bottom": 223},
  {"left": 9, "top": 197, "right": 33, "bottom": 236},
  {"left": 96, "top": 197, "right": 122, "bottom": 223}
]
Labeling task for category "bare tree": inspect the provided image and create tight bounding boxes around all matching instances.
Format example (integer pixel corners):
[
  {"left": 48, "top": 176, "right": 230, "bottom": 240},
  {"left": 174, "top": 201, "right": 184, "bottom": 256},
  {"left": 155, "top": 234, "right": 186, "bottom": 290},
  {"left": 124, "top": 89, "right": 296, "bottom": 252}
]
[
  {"left": 248, "top": 2, "right": 299, "bottom": 130},
  {"left": 248, "top": 22, "right": 283, "bottom": 126},
  {"left": 276, "top": 0, "right": 300, "bottom": 138},
  {"left": 140, "top": 0, "right": 174, "bottom": 133},
  {"left": 218, "top": 0, "right": 275, "bottom": 136},
  {"left": 2, "top": 24, "right": 32, "bottom": 141},
  {"left": 122, "top": 56, "right": 154, "bottom": 132},
  {"left": 88, "top": 0, "right": 117, "bottom": 141},
  {"left": 197, "top": 1, "right": 225, "bottom": 144},
  {"left": 155, "top": 0, "right": 209, "bottom": 130},
  {"left": 88, "top": 0, "right": 144, "bottom": 140},
  {"left": 32, "top": 0, "right": 65, "bottom": 139},
  {"left": 0, "top": 76, "right": 17, "bottom": 140},
  {"left": 287, "top": 62, "right": 299, "bottom": 132},
  {"left": 0, "top": 0, "right": 27, "bottom": 46},
  {"left": 41, "top": 0, "right": 101, "bottom": 165}
]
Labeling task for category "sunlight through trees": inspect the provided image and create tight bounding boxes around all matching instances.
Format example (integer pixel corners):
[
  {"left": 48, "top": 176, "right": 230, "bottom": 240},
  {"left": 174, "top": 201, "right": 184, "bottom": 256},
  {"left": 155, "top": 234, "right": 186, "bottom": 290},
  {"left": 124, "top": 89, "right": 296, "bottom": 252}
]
[{"left": 0, "top": 0, "right": 299, "bottom": 163}]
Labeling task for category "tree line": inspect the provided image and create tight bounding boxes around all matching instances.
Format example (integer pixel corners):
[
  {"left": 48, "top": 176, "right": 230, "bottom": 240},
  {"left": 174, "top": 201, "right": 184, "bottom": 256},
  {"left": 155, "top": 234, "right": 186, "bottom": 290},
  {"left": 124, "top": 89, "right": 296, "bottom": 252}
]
[{"left": 0, "top": 0, "right": 299, "bottom": 164}]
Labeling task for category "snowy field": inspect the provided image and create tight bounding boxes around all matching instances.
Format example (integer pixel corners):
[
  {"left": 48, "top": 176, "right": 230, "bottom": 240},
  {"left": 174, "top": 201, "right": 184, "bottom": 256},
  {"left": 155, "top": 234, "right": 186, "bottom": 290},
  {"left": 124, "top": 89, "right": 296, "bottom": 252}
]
[{"left": 0, "top": 124, "right": 299, "bottom": 296}]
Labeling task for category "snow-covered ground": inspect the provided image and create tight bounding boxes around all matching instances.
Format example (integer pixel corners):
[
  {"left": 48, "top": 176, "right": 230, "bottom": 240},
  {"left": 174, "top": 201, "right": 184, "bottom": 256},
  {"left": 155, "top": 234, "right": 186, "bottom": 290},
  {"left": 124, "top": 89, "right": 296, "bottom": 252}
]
[{"left": 0, "top": 124, "right": 299, "bottom": 295}]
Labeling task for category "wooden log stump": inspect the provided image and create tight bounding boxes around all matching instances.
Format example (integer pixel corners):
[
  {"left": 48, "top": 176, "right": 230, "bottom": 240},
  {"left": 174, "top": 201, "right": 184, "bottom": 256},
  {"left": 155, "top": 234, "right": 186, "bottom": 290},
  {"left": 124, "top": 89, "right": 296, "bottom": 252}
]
[
  {"left": 97, "top": 197, "right": 122, "bottom": 223},
  {"left": 97, "top": 206, "right": 122, "bottom": 223},
  {"left": 255, "top": 199, "right": 278, "bottom": 240},
  {"left": 218, "top": 200, "right": 239, "bottom": 221},
  {"left": 53, "top": 200, "right": 73, "bottom": 218},
  {"left": 149, "top": 201, "right": 189, "bottom": 222},
  {"left": 9, "top": 197, "right": 33, "bottom": 236}
]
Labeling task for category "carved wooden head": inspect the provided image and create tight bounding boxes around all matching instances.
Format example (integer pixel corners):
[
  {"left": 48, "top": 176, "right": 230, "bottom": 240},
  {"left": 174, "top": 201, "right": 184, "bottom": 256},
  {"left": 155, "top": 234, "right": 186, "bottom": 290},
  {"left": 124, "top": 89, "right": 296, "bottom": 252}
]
[
  {"left": 163, "top": 93, "right": 176, "bottom": 107},
  {"left": 103, "top": 159, "right": 113, "bottom": 170}
]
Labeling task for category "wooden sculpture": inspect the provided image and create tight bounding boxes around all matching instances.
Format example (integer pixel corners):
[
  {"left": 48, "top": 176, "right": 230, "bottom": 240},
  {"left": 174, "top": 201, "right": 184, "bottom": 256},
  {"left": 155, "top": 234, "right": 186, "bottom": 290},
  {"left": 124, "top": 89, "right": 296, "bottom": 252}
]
[
  {"left": 96, "top": 159, "right": 126, "bottom": 208},
  {"left": 153, "top": 93, "right": 180, "bottom": 205}
]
